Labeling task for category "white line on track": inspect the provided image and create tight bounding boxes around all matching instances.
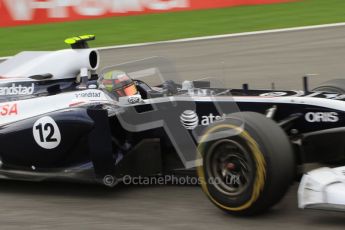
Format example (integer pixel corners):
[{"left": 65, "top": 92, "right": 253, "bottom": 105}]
[
  {"left": 97, "top": 22, "right": 345, "bottom": 50},
  {"left": 1, "top": 21, "right": 345, "bottom": 61}
]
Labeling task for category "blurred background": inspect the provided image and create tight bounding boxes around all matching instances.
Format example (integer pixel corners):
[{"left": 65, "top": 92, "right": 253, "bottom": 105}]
[
  {"left": 2, "top": 0, "right": 345, "bottom": 89},
  {"left": 1, "top": 0, "right": 345, "bottom": 229},
  {"left": 0, "top": 0, "right": 344, "bottom": 57}
]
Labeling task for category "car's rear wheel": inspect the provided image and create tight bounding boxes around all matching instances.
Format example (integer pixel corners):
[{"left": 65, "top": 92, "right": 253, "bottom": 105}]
[
  {"left": 197, "top": 112, "right": 296, "bottom": 216},
  {"left": 313, "top": 79, "right": 345, "bottom": 93}
]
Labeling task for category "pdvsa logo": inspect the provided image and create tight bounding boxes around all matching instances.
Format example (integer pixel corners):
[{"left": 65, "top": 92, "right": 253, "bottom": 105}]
[
  {"left": 180, "top": 110, "right": 199, "bottom": 130},
  {"left": 305, "top": 112, "right": 339, "bottom": 123},
  {"left": 0, "top": 103, "right": 18, "bottom": 116}
]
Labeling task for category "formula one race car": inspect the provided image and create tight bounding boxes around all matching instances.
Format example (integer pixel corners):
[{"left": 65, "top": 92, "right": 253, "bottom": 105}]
[{"left": 0, "top": 35, "right": 344, "bottom": 216}]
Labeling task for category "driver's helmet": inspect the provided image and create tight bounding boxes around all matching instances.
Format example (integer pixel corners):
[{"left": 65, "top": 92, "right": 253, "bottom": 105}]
[{"left": 101, "top": 70, "right": 138, "bottom": 98}]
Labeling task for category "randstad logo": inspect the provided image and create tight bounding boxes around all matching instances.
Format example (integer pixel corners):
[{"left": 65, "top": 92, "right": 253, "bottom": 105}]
[
  {"left": 0, "top": 83, "right": 35, "bottom": 96},
  {"left": 180, "top": 110, "right": 225, "bottom": 130}
]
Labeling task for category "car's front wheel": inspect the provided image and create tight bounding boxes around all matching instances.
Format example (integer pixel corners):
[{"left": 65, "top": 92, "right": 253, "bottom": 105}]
[{"left": 197, "top": 112, "right": 296, "bottom": 216}]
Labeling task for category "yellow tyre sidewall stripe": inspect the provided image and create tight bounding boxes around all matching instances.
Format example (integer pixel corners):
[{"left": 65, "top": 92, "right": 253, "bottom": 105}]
[{"left": 197, "top": 124, "right": 267, "bottom": 212}]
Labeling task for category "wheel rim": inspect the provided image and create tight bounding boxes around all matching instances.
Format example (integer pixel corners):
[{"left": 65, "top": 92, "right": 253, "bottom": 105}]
[{"left": 206, "top": 139, "right": 253, "bottom": 196}]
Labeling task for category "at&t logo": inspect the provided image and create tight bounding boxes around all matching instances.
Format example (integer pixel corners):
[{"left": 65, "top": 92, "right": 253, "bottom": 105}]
[{"left": 180, "top": 110, "right": 199, "bottom": 130}]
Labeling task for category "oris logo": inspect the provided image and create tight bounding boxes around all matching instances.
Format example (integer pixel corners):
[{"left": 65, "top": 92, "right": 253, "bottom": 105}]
[
  {"left": 180, "top": 110, "right": 199, "bottom": 130},
  {"left": 305, "top": 112, "right": 339, "bottom": 123}
]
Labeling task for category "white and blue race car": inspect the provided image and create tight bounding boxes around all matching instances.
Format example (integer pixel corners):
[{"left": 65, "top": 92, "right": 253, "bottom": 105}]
[{"left": 0, "top": 35, "right": 344, "bottom": 216}]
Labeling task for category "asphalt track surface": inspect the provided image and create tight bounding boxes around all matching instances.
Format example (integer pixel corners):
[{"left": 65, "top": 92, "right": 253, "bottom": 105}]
[{"left": 2, "top": 25, "right": 345, "bottom": 229}]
